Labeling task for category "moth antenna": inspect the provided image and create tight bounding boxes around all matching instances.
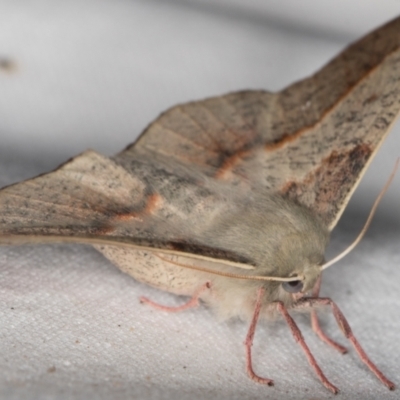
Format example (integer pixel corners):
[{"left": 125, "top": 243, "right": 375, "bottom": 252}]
[
  {"left": 155, "top": 253, "right": 303, "bottom": 282},
  {"left": 322, "top": 158, "right": 399, "bottom": 271}
]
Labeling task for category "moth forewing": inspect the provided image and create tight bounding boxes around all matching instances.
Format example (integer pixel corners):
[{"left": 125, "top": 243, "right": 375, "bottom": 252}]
[{"left": 1, "top": 14, "right": 400, "bottom": 394}]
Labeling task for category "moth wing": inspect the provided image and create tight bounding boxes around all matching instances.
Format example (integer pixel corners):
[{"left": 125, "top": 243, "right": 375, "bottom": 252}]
[
  {"left": 117, "top": 16, "right": 400, "bottom": 230},
  {"left": 0, "top": 150, "right": 255, "bottom": 270}
]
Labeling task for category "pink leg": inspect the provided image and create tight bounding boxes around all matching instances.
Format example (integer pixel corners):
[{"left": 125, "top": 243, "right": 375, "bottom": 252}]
[
  {"left": 276, "top": 301, "right": 339, "bottom": 394},
  {"left": 244, "top": 287, "right": 273, "bottom": 385},
  {"left": 311, "top": 276, "right": 347, "bottom": 354},
  {"left": 297, "top": 297, "right": 394, "bottom": 390},
  {"left": 140, "top": 282, "right": 210, "bottom": 313}
]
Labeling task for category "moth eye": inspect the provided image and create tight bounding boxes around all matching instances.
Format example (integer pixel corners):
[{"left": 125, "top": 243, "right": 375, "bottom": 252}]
[{"left": 282, "top": 280, "right": 304, "bottom": 293}]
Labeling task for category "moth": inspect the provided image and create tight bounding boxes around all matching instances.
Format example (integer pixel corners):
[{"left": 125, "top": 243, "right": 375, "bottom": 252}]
[{"left": 1, "top": 16, "right": 400, "bottom": 394}]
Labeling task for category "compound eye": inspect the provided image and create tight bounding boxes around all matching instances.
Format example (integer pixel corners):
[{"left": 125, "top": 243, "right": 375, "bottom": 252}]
[{"left": 282, "top": 280, "right": 304, "bottom": 293}]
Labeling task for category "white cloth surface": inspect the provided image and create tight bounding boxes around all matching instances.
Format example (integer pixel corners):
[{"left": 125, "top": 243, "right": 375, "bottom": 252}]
[{"left": 0, "top": 1, "right": 400, "bottom": 399}]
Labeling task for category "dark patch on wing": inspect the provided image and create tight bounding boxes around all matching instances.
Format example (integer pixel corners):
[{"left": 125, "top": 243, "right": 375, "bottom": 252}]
[{"left": 281, "top": 144, "right": 372, "bottom": 224}]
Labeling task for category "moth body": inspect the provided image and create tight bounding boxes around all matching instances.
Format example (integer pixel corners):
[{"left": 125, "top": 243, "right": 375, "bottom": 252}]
[
  {"left": 0, "top": 15, "right": 399, "bottom": 393},
  {"left": 96, "top": 194, "right": 329, "bottom": 320}
]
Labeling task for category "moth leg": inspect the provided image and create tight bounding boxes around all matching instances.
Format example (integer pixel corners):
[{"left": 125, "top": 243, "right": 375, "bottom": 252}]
[
  {"left": 139, "top": 282, "right": 211, "bottom": 313},
  {"left": 297, "top": 297, "right": 395, "bottom": 390},
  {"left": 276, "top": 301, "right": 338, "bottom": 394},
  {"left": 244, "top": 287, "right": 274, "bottom": 386},
  {"left": 310, "top": 276, "right": 347, "bottom": 354}
]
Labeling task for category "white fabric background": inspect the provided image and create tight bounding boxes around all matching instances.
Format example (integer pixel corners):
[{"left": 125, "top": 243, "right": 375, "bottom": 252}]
[{"left": 0, "top": 1, "right": 400, "bottom": 399}]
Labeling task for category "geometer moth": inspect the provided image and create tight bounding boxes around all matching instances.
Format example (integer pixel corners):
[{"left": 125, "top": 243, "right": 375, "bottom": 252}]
[{"left": 1, "top": 15, "right": 399, "bottom": 394}]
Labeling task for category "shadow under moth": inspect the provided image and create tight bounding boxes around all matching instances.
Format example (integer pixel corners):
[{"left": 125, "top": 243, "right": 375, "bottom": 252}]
[{"left": 1, "top": 16, "right": 400, "bottom": 394}]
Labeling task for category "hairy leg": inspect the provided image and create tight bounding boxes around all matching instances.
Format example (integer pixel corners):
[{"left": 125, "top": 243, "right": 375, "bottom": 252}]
[
  {"left": 244, "top": 287, "right": 273, "bottom": 385},
  {"left": 276, "top": 301, "right": 338, "bottom": 394},
  {"left": 310, "top": 275, "right": 347, "bottom": 354},
  {"left": 296, "top": 297, "right": 394, "bottom": 390}
]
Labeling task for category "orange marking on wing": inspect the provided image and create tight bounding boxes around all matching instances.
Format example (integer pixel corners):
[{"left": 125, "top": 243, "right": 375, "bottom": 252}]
[
  {"left": 264, "top": 100, "right": 334, "bottom": 151},
  {"left": 114, "top": 193, "right": 163, "bottom": 221},
  {"left": 214, "top": 149, "right": 250, "bottom": 179},
  {"left": 143, "top": 193, "right": 163, "bottom": 214},
  {"left": 264, "top": 78, "right": 370, "bottom": 151},
  {"left": 264, "top": 130, "right": 305, "bottom": 151}
]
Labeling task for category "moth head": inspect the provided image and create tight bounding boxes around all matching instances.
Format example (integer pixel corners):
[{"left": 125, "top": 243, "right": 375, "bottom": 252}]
[
  {"left": 280, "top": 259, "right": 323, "bottom": 295},
  {"left": 271, "top": 229, "right": 326, "bottom": 297}
]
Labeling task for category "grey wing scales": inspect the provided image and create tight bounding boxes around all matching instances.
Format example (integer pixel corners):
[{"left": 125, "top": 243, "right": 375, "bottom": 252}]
[
  {"left": 0, "top": 151, "right": 154, "bottom": 239},
  {"left": 0, "top": 151, "right": 255, "bottom": 267},
  {"left": 117, "top": 16, "right": 400, "bottom": 229},
  {"left": 1, "top": 16, "right": 399, "bottom": 264}
]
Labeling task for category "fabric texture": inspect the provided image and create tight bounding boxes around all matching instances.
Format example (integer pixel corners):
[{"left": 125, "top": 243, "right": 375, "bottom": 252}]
[{"left": 0, "top": 1, "right": 399, "bottom": 399}]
